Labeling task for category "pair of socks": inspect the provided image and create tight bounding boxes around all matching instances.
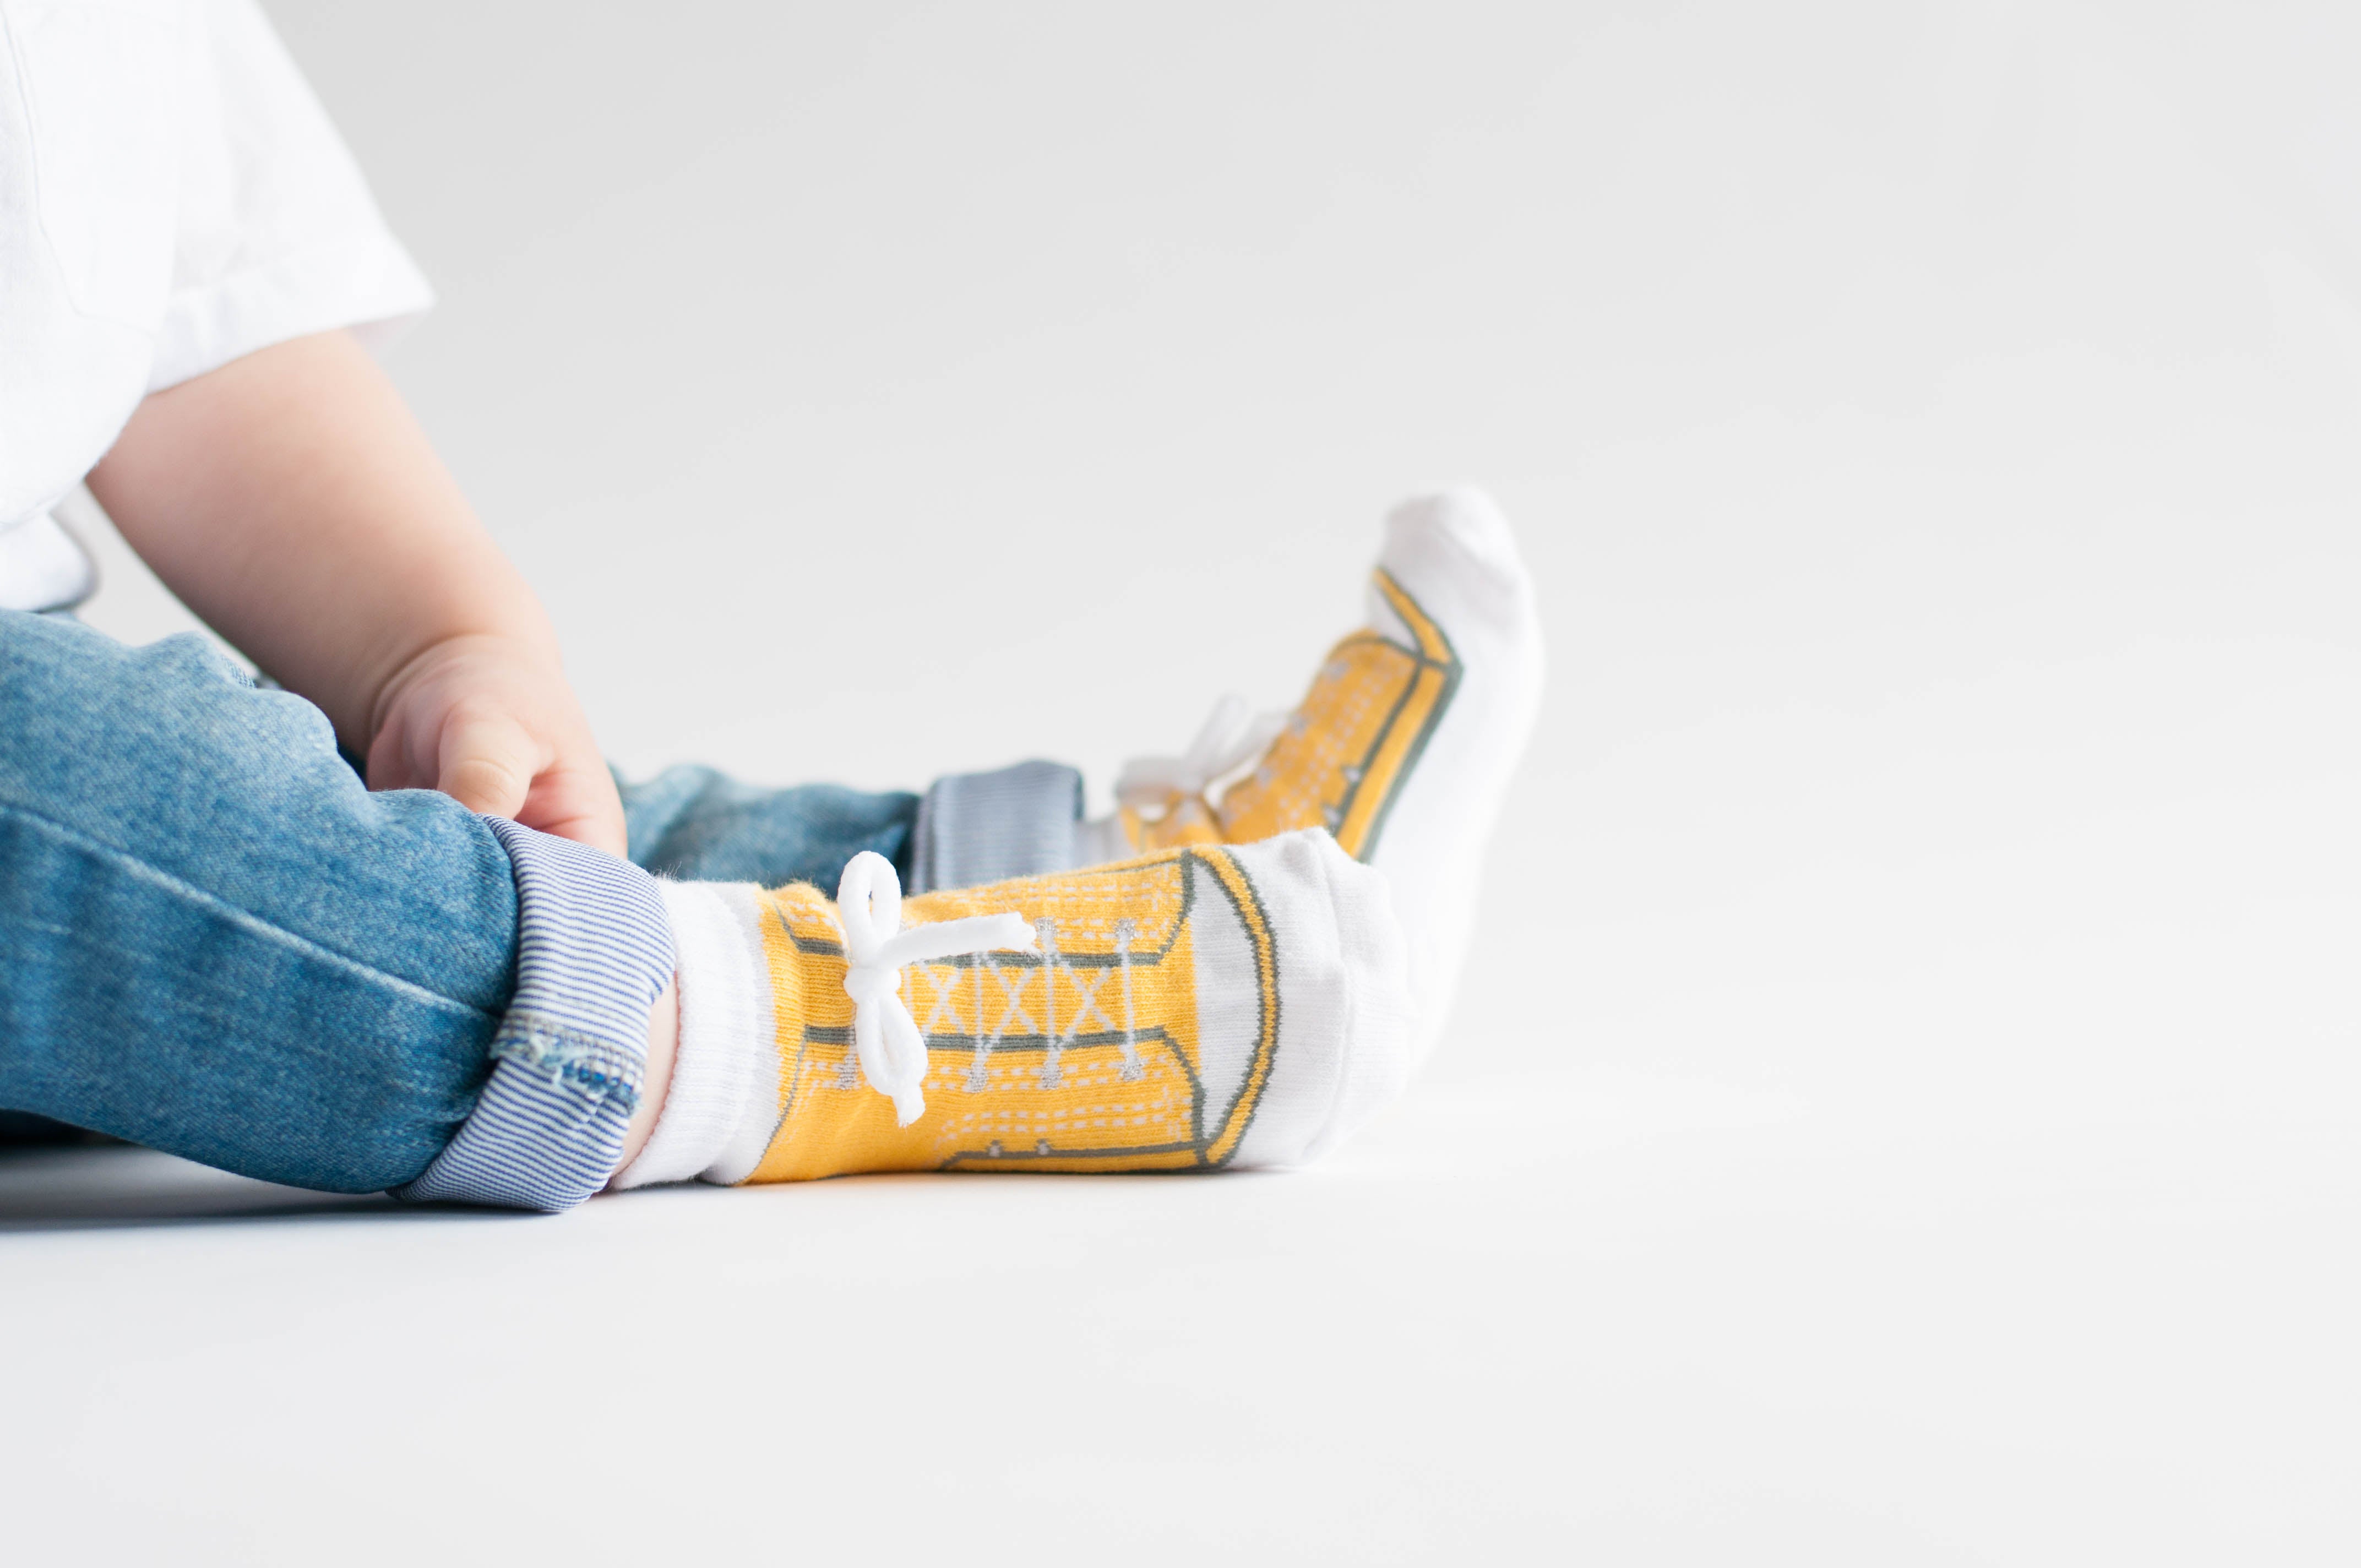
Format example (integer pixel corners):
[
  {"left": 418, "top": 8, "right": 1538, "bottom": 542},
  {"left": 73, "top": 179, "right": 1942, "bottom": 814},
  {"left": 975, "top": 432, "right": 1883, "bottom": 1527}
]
[{"left": 614, "top": 488, "right": 1542, "bottom": 1189}]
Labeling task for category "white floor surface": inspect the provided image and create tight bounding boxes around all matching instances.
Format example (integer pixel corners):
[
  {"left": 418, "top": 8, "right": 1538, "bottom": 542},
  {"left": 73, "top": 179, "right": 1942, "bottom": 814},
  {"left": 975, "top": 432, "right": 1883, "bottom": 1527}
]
[{"left": 3, "top": 1077, "right": 2354, "bottom": 1562}]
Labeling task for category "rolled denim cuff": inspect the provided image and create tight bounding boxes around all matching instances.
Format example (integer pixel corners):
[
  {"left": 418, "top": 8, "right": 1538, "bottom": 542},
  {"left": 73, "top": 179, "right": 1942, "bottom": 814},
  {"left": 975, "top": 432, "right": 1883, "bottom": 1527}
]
[
  {"left": 394, "top": 819, "right": 675, "bottom": 1212},
  {"left": 906, "top": 759, "right": 1084, "bottom": 894}
]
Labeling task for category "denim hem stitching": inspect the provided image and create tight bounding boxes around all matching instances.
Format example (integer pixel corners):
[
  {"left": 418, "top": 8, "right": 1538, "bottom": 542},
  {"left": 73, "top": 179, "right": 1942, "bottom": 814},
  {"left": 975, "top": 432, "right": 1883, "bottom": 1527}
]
[{"left": 489, "top": 1012, "right": 644, "bottom": 1114}]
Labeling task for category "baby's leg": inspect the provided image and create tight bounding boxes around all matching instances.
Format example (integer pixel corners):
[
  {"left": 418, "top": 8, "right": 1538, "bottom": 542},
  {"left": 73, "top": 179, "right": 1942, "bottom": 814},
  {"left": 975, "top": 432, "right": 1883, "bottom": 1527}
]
[
  {"left": 0, "top": 612, "right": 670, "bottom": 1208},
  {"left": 0, "top": 612, "right": 1398, "bottom": 1208}
]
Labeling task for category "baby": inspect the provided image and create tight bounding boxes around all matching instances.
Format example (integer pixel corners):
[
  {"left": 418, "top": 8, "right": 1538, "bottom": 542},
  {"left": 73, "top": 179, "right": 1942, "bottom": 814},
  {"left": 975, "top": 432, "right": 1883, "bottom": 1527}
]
[{"left": 0, "top": 1, "right": 1540, "bottom": 1209}]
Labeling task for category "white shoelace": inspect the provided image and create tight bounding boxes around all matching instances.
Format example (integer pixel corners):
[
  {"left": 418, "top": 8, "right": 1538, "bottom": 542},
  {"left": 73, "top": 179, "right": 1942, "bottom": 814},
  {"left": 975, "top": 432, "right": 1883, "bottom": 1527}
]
[
  {"left": 1113, "top": 694, "right": 1287, "bottom": 819},
  {"left": 835, "top": 851, "right": 1037, "bottom": 1126}
]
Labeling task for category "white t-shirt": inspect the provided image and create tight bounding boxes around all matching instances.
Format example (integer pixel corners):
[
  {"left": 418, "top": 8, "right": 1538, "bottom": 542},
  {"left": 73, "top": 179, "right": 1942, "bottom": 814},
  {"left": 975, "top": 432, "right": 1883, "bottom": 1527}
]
[{"left": 0, "top": 0, "right": 429, "bottom": 610}]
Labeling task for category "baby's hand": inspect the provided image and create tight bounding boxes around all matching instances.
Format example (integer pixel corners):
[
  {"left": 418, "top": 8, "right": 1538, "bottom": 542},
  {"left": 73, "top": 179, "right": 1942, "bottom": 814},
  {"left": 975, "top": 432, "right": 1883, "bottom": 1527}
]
[
  {"left": 90, "top": 331, "right": 630, "bottom": 854},
  {"left": 365, "top": 633, "right": 626, "bottom": 857}
]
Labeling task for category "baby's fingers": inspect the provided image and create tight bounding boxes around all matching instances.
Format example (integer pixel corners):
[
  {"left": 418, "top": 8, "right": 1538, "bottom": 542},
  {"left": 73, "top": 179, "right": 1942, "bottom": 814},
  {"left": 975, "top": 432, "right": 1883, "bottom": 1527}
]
[
  {"left": 435, "top": 709, "right": 545, "bottom": 822},
  {"left": 515, "top": 759, "right": 629, "bottom": 858}
]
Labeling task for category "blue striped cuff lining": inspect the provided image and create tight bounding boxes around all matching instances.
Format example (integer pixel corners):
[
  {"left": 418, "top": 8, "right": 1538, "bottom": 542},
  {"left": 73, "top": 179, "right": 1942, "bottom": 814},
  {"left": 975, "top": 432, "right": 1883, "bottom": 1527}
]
[{"left": 394, "top": 819, "right": 676, "bottom": 1212}]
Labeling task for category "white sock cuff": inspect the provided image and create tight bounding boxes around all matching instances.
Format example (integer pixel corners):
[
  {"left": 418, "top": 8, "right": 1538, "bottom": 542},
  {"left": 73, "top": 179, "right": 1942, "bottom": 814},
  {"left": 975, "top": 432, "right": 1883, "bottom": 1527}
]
[{"left": 610, "top": 880, "right": 776, "bottom": 1190}]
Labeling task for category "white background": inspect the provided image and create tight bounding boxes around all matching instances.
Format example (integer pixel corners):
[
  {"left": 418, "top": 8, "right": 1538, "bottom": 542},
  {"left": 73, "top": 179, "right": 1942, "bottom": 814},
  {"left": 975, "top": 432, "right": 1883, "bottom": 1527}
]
[{"left": 13, "top": 1, "right": 2360, "bottom": 1561}]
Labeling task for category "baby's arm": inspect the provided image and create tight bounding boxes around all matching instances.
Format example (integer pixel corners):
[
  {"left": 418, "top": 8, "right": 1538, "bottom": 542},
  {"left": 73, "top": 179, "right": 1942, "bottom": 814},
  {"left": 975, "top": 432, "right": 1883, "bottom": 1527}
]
[{"left": 88, "top": 329, "right": 624, "bottom": 855}]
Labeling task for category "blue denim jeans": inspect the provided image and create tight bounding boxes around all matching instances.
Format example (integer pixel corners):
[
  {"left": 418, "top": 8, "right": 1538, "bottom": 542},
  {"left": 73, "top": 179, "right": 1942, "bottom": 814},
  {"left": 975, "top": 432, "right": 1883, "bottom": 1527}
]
[{"left": 0, "top": 612, "right": 1084, "bottom": 1206}]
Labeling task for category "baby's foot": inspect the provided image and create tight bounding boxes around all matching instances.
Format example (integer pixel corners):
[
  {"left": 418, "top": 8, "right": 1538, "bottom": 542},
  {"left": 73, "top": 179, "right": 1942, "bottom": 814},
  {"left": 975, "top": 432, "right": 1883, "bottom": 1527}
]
[
  {"left": 1109, "top": 488, "right": 1543, "bottom": 1058},
  {"left": 613, "top": 830, "right": 1407, "bottom": 1187}
]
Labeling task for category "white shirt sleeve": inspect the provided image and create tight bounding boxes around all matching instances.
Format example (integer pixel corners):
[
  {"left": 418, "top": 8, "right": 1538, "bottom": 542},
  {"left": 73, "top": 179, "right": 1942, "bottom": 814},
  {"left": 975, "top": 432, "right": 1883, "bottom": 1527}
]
[{"left": 146, "top": 0, "right": 433, "bottom": 392}]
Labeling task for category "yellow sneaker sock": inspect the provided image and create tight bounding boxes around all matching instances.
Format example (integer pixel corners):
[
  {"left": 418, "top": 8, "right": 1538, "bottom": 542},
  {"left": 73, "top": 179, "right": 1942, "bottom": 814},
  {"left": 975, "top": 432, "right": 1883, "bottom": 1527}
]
[
  {"left": 611, "top": 828, "right": 1407, "bottom": 1188},
  {"left": 1110, "top": 487, "right": 1543, "bottom": 1056}
]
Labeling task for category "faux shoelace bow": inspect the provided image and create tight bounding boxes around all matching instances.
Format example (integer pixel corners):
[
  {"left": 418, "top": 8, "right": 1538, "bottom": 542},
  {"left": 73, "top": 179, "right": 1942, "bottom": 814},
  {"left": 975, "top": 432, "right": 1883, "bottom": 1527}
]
[
  {"left": 833, "top": 851, "right": 1037, "bottom": 1126},
  {"left": 1113, "top": 694, "right": 1287, "bottom": 821}
]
